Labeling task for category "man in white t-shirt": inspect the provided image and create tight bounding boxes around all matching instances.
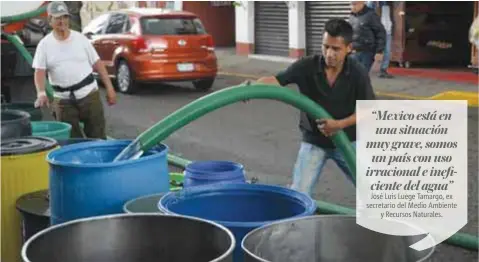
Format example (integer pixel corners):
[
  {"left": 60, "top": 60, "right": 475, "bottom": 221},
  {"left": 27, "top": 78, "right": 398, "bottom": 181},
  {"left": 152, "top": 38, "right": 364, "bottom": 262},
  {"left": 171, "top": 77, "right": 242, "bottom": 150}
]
[{"left": 33, "top": 1, "right": 116, "bottom": 139}]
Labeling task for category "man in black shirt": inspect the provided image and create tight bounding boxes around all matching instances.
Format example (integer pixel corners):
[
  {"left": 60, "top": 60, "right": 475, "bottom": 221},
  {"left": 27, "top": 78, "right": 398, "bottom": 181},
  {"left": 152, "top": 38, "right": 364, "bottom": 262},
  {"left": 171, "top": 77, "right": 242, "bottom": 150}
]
[{"left": 247, "top": 18, "right": 376, "bottom": 195}]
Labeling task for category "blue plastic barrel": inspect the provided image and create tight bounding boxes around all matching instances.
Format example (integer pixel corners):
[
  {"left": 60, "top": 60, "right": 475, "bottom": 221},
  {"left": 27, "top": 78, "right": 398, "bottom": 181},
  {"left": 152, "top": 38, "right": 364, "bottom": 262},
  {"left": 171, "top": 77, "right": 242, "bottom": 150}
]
[
  {"left": 47, "top": 140, "right": 169, "bottom": 225},
  {"left": 158, "top": 183, "right": 317, "bottom": 262},
  {"left": 184, "top": 160, "right": 246, "bottom": 188}
]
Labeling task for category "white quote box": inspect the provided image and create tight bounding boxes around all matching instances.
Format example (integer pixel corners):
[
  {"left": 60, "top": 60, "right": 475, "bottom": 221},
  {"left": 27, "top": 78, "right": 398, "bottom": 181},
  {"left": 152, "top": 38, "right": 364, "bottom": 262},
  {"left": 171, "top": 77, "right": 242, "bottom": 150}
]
[{"left": 356, "top": 100, "right": 468, "bottom": 251}]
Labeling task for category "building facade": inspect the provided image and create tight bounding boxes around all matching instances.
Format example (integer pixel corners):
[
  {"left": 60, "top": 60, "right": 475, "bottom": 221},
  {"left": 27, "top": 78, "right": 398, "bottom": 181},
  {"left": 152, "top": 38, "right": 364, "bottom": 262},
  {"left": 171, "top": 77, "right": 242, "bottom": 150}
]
[
  {"left": 77, "top": 1, "right": 478, "bottom": 68},
  {"left": 235, "top": 1, "right": 351, "bottom": 59},
  {"left": 235, "top": 1, "right": 479, "bottom": 68}
]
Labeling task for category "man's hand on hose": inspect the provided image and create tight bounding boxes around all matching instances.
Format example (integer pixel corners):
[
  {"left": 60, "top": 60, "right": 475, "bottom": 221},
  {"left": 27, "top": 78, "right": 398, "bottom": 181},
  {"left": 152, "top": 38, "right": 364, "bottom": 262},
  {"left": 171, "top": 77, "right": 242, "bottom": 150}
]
[
  {"left": 374, "top": 53, "right": 384, "bottom": 62},
  {"left": 241, "top": 80, "right": 253, "bottom": 103},
  {"left": 34, "top": 91, "right": 49, "bottom": 108},
  {"left": 316, "top": 119, "right": 343, "bottom": 137}
]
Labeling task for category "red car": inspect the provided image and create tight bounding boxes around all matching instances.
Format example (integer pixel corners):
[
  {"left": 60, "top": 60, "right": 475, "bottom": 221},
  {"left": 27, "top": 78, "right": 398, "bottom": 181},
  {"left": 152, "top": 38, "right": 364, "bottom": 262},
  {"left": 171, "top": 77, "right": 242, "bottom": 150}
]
[{"left": 82, "top": 8, "right": 217, "bottom": 94}]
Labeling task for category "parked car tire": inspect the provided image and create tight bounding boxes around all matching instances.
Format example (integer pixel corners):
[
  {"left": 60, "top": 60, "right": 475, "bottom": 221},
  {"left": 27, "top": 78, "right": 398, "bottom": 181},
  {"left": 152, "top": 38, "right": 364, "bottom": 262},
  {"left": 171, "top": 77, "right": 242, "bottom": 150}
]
[
  {"left": 116, "top": 60, "right": 137, "bottom": 94},
  {"left": 193, "top": 78, "right": 215, "bottom": 91}
]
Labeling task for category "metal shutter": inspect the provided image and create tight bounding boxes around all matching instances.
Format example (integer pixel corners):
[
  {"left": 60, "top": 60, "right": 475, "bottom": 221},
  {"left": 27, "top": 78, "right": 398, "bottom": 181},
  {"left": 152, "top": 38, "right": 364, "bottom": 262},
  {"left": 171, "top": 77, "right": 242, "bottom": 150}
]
[
  {"left": 305, "top": 1, "right": 351, "bottom": 55},
  {"left": 254, "top": 1, "right": 289, "bottom": 56}
]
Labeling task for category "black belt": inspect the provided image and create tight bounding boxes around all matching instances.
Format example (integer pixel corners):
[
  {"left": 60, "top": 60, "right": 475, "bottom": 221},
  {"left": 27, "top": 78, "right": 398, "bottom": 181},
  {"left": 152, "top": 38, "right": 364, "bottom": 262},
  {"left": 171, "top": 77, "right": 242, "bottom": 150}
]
[{"left": 51, "top": 73, "right": 95, "bottom": 103}]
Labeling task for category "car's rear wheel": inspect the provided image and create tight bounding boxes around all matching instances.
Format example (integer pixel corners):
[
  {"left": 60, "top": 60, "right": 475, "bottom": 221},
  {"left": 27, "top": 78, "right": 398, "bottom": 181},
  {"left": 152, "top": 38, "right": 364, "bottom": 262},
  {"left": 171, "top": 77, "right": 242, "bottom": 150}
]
[
  {"left": 193, "top": 78, "right": 215, "bottom": 91},
  {"left": 116, "top": 60, "right": 137, "bottom": 94}
]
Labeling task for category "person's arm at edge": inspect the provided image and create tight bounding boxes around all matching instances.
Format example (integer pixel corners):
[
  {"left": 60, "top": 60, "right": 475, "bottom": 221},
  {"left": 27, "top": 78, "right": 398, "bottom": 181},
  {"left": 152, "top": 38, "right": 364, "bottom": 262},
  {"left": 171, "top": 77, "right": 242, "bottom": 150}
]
[
  {"left": 254, "top": 76, "right": 281, "bottom": 85},
  {"left": 370, "top": 11, "right": 386, "bottom": 56},
  {"left": 92, "top": 60, "right": 115, "bottom": 93},
  {"left": 32, "top": 40, "right": 50, "bottom": 107},
  {"left": 337, "top": 113, "right": 357, "bottom": 129},
  {"left": 34, "top": 69, "right": 47, "bottom": 97},
  {"left": 85, "top": 34, "right": 117, "bottom": 105}
]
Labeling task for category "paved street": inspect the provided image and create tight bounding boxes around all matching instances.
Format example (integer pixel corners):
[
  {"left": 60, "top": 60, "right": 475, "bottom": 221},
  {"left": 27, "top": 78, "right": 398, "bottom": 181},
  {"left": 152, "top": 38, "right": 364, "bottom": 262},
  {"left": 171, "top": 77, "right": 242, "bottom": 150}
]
[
  {"left": 7, "top": 53, "right": 478, "bottom": 261},
  {"left": 106, "top": 77, "right": 479, "bottom": 262}
]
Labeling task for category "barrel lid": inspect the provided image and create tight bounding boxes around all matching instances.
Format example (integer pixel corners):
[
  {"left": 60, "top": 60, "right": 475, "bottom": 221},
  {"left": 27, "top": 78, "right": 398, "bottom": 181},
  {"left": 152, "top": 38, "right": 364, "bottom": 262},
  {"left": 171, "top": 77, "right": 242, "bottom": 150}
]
[
  {"left": 1, "top": 136, "right": 58, "bottom": 156},
  {"left": 16, "top": 189, "right": 50, "bottom": 217}
]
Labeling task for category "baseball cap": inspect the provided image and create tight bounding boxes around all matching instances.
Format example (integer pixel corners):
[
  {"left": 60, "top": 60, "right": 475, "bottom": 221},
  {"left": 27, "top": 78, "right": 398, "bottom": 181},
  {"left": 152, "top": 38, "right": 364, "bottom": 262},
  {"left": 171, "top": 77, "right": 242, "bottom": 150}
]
[{"left": 47, "top": 1, "right": 70, "bottom": 17}]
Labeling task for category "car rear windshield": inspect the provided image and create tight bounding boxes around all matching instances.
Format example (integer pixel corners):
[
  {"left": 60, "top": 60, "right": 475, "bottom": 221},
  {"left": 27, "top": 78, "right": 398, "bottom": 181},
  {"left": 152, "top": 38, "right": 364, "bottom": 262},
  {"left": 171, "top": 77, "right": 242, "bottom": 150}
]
[{"left": 140, "top": 17, "right": 207, "bottom": 35}]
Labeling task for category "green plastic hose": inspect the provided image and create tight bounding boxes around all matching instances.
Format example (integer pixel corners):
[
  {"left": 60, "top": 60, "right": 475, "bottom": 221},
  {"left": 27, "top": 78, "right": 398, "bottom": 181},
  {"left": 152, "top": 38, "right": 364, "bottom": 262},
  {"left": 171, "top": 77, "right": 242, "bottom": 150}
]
[
  {"left": 316, "top": 201, "right": 478, "bottom": 251},
  {"left": 164, "top": 151, "right": 479, "bottom": 251},
  {"left": 167, "top": 153, "right": 192, "bottom": 168},
  {"left": 121, "top": 84, "right": 356, "bottom": 183},
  {"left": 1, "top": 5, "right": 47, "bottom": 24},
  {"left": 3, "top": 33, "right": 54, "bottom": 100}
]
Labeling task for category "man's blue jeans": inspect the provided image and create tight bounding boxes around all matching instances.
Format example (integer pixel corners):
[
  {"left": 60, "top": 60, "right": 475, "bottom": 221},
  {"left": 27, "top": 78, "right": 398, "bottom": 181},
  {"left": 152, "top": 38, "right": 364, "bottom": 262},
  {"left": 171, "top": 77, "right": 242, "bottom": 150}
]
[
  {"left": 381, "top": 33, "right": 392, "bottom": 71},
  {"left": 291, "top": 141, "right": 356, "bottom": 196},
  {"left": 350, "top": 51, "right": 375, "bottom": 72}
]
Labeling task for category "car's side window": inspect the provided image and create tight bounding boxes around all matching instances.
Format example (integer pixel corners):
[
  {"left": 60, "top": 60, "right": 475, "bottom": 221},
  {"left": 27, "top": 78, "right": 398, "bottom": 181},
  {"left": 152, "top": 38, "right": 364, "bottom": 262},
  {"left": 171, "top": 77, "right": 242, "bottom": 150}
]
[
  {"left": 82, "top": 14, "right": 110, "bottom": 35},
  {"left": 193, "top": 18, "right": 207, "bottom": 34},
  {"left": 124, "top": 16, "right": 132, "bottom": 32},
  {"left": 105, "top": 13, "right": 128, "bottom": 34}
]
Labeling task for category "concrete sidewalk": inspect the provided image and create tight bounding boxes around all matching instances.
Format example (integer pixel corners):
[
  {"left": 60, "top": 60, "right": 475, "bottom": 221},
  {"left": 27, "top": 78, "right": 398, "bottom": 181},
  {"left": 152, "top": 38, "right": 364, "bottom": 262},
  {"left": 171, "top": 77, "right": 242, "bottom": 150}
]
[{"left": 215, "top": 48, "right": 479, "bottom": 106}]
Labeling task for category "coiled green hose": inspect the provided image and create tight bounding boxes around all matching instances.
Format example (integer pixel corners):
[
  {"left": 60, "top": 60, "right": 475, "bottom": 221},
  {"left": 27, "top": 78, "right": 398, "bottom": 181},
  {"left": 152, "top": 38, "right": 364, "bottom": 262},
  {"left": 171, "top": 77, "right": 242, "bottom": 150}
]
[
  {"left": 168, "top": 151, "right": 478, "bottom": 251},
  {"left": 1, "top": 5, "right": 47, "bottom": 24},
  {"left": 121, "top": 84, "right": 357, "bottom": 183},
  {"left": 2, "top": 4, "right": 54, "bottom": 100}
]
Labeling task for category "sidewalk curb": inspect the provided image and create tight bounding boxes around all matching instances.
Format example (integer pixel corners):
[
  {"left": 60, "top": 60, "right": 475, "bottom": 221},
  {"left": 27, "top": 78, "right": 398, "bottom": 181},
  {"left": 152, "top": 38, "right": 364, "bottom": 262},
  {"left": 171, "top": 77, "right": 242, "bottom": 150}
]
[
  {"left": 218, "top": 71, "right": 479, "bottom": 107},
  {"left": 429, "top": 91, "right": 479, "bottom": 107}
]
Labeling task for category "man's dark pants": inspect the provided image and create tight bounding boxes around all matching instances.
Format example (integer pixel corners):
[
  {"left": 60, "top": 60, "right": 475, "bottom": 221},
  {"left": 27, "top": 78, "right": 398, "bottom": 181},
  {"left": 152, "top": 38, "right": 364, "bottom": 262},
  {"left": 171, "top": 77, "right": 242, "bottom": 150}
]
[
  {"left": 351, "top": 51, "right": 375, "bottom": 72},
  {"left": 52, "top": 90, "right": 106, "bottom": 139}
]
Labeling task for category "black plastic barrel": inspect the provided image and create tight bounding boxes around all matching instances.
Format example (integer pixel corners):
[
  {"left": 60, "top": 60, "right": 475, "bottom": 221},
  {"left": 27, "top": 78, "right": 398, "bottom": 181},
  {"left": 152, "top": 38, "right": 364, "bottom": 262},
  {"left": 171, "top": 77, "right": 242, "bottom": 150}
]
[
  {"left": 1, "top": 102, "right": 43, "bottom": 121},
  {"left": 1, "top": 109, "right": 32, "bottom": 139},
  {"left": 16, "top": 190, "right": 50, "bottom": 244},
  {"left": 22, "top": 214, "right": 235, "bottom": 262}
]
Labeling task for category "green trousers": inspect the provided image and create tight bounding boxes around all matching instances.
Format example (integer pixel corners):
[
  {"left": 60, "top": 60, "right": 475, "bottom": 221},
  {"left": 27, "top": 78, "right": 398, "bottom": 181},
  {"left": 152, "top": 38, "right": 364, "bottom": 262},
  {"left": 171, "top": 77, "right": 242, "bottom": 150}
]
[{"left": 52, "top": 90, "right": 107, "bottom": 139}]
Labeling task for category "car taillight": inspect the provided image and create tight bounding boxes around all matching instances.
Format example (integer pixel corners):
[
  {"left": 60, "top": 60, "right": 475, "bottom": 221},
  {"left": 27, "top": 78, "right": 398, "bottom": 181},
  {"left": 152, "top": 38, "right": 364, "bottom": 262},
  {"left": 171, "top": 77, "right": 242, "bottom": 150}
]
[
  {"left": 132, "top": 37, "right": 150, "bottom": 53},
  {"left": 205, "top": 35, "right": 215, "bottom": 51}
]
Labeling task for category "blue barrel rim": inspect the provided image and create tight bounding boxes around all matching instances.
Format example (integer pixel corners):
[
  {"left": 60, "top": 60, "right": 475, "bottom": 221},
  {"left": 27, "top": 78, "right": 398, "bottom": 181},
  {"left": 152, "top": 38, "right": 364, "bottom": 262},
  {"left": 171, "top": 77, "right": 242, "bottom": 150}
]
[
  {"left": 240, "top": 215, "right": 437, "bottom": 262},
  {"left": 185, "top": 160, "right": 245, "bottom": 180},
  {"left": 55, "top": 138, "right": 101, "bottom": 146},
  {"left": 158, "top": 183, "right": 317, "bottom": 228},
  {"left": 21, "top": 213, "right": 236, "bottom": 262},
  {"left": 46, "top": 139, "right": 169, "bottom": 168}
]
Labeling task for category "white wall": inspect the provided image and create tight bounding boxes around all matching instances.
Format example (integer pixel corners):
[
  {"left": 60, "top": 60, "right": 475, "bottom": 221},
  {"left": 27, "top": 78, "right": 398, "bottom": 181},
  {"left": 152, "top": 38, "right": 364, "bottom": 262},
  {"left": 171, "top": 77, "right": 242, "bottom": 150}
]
[
  {"left": 174, "top": 1, "right": 183, "bottom": 11},
  {"left": 288, "top": 1, "right": 305, "bottom": 51},
  {"left": 235, "top": 1, "right": 254, "bottom": 45}
]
